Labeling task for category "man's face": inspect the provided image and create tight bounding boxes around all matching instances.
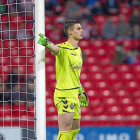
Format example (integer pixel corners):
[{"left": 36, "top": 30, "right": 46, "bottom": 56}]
[{"left": 69, "top": 23, "right": 83, "bottom": 41}]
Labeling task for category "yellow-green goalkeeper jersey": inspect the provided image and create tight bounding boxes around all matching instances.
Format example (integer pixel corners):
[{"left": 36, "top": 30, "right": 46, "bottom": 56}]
[{"left": 52, "top": 42, "right": 83, "bottom": 98}]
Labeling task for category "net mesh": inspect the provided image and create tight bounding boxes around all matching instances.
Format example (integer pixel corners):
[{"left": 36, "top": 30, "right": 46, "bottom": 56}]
[{"left": 0, "top": 0, "right": 35, "bottom": 139}]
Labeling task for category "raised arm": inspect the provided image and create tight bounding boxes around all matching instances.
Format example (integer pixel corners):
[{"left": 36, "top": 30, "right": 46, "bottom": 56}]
[{"left": 38, "top": 33, "right": 59, "bottom": 55}]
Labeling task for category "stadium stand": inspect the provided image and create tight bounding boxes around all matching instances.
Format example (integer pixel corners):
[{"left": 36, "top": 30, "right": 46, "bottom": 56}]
[{"left": 0, "top": 0, "right": 140, "bottom": 126}]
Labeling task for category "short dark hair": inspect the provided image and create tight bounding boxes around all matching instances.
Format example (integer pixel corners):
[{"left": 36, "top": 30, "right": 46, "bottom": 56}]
[{"left": 63, "top": 19, "right": 80, "bottom": 37}]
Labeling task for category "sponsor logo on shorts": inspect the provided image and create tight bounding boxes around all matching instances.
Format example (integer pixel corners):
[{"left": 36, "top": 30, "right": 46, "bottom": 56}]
[{"left": 70, "top": 103, "right": 74, "bottom": 109}]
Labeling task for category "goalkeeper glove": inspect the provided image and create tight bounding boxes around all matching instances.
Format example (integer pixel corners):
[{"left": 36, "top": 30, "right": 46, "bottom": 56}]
[
  {"left": 79, "top": 86, "right": 89, "bottom": 107},
  {"left": 38, "top": 33, "right": 51, "bottom": 48}
]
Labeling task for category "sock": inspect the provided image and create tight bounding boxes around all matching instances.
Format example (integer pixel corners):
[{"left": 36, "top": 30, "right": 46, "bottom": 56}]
[
  {"left": 69, "top": 128, "right": 80, "bottom": 140},
  {"left": 57, "top": 131, "right": 70, "bottom": 140}
]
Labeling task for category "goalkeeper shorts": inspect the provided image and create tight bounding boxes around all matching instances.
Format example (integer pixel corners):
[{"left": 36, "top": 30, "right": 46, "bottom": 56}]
[{"left": 54, "top": 97, "right": 81, "bottom": 119}]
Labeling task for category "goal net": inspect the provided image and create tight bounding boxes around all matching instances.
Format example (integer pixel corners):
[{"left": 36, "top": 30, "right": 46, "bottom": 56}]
[{"left": 0, "top": 0, "right": 35, "bottom": 139}]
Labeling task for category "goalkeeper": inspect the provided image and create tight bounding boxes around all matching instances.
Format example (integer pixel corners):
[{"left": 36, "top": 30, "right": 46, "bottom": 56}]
[{"left": 38, "top": 19, "right": 89, "bottom": 140}]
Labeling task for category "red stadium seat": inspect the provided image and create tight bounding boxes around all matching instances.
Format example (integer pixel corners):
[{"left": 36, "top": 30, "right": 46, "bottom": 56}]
[
  {"left": 99, "top": 57, "right": 112, "bottom": 66},
  {"left": 54, "top": 22, "right": 63, "bottom": 30},
  {"left": 94, "top": 115, "right": 109, "bottom": 125},
  {"left": 46, "top": 90, "right": 52, "bottom": 98},
  {"left": 27, "top": 66, "right": 34, "bottom": 74},
  {"left": 46, "top": 64, "right": 55, "bottom": 74},
  {"left": 108, "top": 115, "right": 124, "bottom": 125},
  {"left": 80, "top": 73, "right": 90, "bottom": 83},
  {"left": 87, "top": 90, "right": 98, "bottom": 100},
  {"left": 110, "top": 81, "right": 124, "bottom": 90},
  {"left": 80, "top": 65, "right": 87, "bottom": 73},
  {"left": 90, "top": 98, "right": 101, "bottom": 108},
  {"left": 94, "top": 15, "right": 107, "bottom": 26},
  {"left": 82, "top": 49, "right": 93, "bottom": 56},
  {"left": 107, "top": 106, "right": 122, "bottom": 116},
  {"left": 45, "top": 57, "right": 55, "bottom": 65},
  {"left": 114, "top": 89, "right": 130, "bottom": 99},
  {"left": 12, "top": 104, "right": 27, "bottom": 117},
  {"left": 0, "top": 104, "right": 11, "bottom": 118},
  {"left": 110, "top": 15, "right": 119, "bottom": 25},
  {"left": 88, "top": 65, "right": 102, "bottom": 74},
  {"left": 19, "top": 39, "right": 33, "bottom": 48},
  {"left": 20, "top": 48, "right": 34, "bottom": 56},
  {"left": 27, "top": 116, "right": 35, "bottom": 127},
  {"left": 47, "top": 73, "right": 56, "bottom": 83},
  {"left": 95, "top": 81, "right": 109, "bottom": 90},
  {"left": 26, "top": 22, "right": 33, "bottom": 30},
  {"left": 121, "top": 72, "right": 135, "bottom": 82},
  {"left": 0, "top": 57, "right": 10, "bottom": 66},
  {"left": 48, "top": 81, "right": 56, "bottom": 90},
  {"left": 106, "top": 72, "right": 120, "bottom": 83},
  {"left": 132, "top": 90, "right": 140, "bottom": 98},
  {"left": 82, "top": 81, "right": 93, "bottom": 91},
  {"left": 84, "top": 56, "right": 97, "bottom": 66},
  {"left": 93, "top": 105, "right": 105, "bottom": 116},
  {"left": 46, "top": 98, "right": 54, "bottom": 107},
  {"left": 28, "top": 105, "right": 35, "bottom": 117},
  {"left": 1, "top": 66, "right": 11, "bottom": 75},
  {"left": 105, "top": 39, "right": 117, "bottom": 49},
  {"left": 0, "top": 49, "right": 2, "bottom": 57},
  {"left": 102, "top": 65, "right": 116, "bottom": 73},
  {"left": 20, "top": 105, "right": 27, "bottom": 117},
  {"left": 99, "top": 90, "right": 113, "bottom": 100},
  {"left": 11, "top": 48, "right": 18, "bottom": 57},
  {"left": 125, "top": 81, "right": 139, "bottom": 92},
  {"left": 135, "top": 72, "right": 140, "bottom": 83},
  {"left": 97, "top": 24, "right": 104, "bottom": 35},
  {"left": 81, "top": 107, "right": 91, "bottom": 116},
  {"left": 0, "top": 105, "right": 3, "bottom": 117},
  {"left": 10, "top": 14, "right": 25, "bottom": 21},
  {"left": 133, "top": 39, "right": 140, "bottom": 50},
  {"left": 78, "top": 39, "right": 90, "bottom": 49},
  {"left": 27, "top": 57, "right": 34, "bottom": 65},
  {"left": 91, "top": 72, "right": 105, "bottom": 82},
  {"left": 116, "top": 64, "right": 131, "bottom": 73},
  {"left": 10, "top": 21, "right": 18, "bottom": 29},
  {"left": 122, "top": 106, "right": 136, "bottom": 116},
  {"left": 119, "top": 7, "right": 132, "bottom": 16},
  {"left": 26, "top": 14, "right": 33, "bottom": 20},
  {"left": 3, "top": 40, "right": 18, "bottom": 48},
  {"left": 132, "top": 65, "right": 140, "bottom": 73},
  {"left": 3, "top": 49, "right": 10, "bottom": 57},
  {"left": 134, "top": 98, "right": 140, "bottom": 107},
  {"left": 1, "top": 14, "right": 8, "bottom": 22},
  {"left": 90, "top": 39, "right": 104, "bottom": 48},
  {"left": 45, "top": 15, "right": 52, "bottom": 25},
  {"left": 95, "top": 48, "right": 106, "bottom": 59},
  {"left": 11, "top": 57, "right": 26, "bottom": 65},
  {"left": 0, "top": 67, "right": 2, "bottom": 75},
  {"left": 81, "top": 115, "right": 94, "bottom": 126},
  {"left": 46, "top": 106, "right": 57, "bottom": 116},
  {"left": 107, "top": 50, "right": 115, "bottom": 59},
  {"left": 123, "top": 115, "right": 140, "bottom": 125},
  {"left": 122, "top": 39, "right": 133, "bottom": 51},
  {"left": 119, "top": 97, "right": 133, "bottom": 107},
  {"left": 0, "top": 40, "right": 2, "bottom": 48},
  {"left": 104, "top": 98, "right": 117, "bottom": 107}
]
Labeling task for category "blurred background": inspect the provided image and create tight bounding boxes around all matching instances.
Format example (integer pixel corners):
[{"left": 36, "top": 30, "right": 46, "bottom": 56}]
[{"left": 0, "top": 0, "right": 140, "bottom": 139}]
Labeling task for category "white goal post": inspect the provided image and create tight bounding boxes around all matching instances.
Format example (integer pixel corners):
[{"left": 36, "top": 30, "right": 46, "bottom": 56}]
[
  {"left": 35, "top": 0, "right": 46, "bottom": 140},
  {"left": 0, "top": 0, "right": 46, "bottom": 140}
]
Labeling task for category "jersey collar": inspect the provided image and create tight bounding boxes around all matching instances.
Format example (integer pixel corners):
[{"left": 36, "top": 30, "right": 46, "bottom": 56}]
[{"left": 65, "top": 42, "right": 78, "bottom": 50}]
